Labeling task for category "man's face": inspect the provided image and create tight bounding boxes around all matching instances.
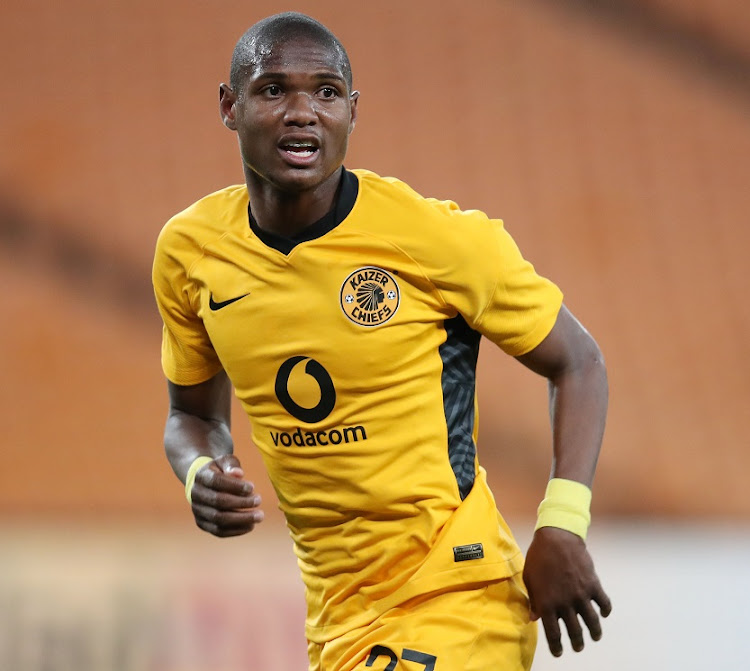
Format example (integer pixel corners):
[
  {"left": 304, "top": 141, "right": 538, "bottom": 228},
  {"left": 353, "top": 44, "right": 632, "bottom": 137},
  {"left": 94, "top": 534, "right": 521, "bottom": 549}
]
[{"left": 221, "top": 37, "right": 358, "bottom": 194}]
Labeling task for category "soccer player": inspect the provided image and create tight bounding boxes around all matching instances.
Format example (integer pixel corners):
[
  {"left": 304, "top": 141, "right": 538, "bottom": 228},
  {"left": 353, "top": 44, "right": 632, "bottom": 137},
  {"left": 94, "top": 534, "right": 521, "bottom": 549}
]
[{"left": 152, "top": 11, "right": 611, "bottom": 670}]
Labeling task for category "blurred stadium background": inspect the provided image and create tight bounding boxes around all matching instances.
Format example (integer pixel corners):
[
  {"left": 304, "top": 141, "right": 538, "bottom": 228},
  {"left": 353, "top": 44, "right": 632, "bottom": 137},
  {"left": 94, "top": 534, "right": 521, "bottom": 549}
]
[{"left": 2, "top": 0, "right": 749, "bottom": 669}]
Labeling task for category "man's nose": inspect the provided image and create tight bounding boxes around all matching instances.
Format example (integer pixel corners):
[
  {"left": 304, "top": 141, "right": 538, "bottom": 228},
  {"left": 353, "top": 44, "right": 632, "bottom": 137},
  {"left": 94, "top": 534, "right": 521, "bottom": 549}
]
[{"left": 283, "top": 92, "right": 317, "bottom": 126}]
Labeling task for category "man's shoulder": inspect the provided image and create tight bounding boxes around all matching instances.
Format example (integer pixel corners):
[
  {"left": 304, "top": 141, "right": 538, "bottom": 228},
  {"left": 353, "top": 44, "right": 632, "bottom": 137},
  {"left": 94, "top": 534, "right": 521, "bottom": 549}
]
[
  {"left": 351, "top": 170, "right": 487, "bottom": 249},
  {"left": 352, "top": 169, "right": 466, "bottom": 219},
  {"left": 352, "top": 169, "right": 424, "bottom": 204},
  {"left": 166, "top": 184, "right": 248, "bottom": 231},
  {"left": 157, "top": 184, "right": 248, "bottom": 249},
  {"left": 154, "top": 184, "right": 248, "bottom": 271}
]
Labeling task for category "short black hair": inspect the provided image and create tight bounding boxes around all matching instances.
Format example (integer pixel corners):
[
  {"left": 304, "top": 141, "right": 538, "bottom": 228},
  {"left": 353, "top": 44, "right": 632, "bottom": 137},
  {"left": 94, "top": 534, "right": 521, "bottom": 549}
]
[{"left": 229, "top": 12, "right": 352, "bottom": 93}]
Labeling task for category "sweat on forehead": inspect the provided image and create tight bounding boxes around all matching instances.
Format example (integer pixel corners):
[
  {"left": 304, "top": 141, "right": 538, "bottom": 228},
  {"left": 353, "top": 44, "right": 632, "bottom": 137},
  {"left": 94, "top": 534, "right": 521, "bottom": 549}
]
[{"left": 229, "top": 12, "right": 352, "bottom": 92}]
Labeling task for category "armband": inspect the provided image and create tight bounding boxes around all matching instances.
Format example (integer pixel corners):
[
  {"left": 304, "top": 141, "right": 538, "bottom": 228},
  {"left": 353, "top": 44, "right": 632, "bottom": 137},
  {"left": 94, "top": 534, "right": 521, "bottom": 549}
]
[
  {"left": 184, "top": 456, "right": 214, "bottom": 504},
  {"left": 534, "top": 478, "right": 592, "bottom": 540}
]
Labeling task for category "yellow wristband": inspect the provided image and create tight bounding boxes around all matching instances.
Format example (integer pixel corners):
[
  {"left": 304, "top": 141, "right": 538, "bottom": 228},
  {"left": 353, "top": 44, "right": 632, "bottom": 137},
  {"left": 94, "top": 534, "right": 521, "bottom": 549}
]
[
  {"left": 184, "top": 456, "right": 214, "bottom": 504},
  {"left": 535, "top": 478, "right": 592, "bottom": 540}
]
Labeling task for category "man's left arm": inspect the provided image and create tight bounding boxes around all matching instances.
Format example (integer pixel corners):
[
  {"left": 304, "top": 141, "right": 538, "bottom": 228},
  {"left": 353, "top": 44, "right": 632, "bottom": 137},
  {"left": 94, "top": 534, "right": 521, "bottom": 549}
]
[{"left": 515, "top": 303, "right": 612, "bottom": 657}]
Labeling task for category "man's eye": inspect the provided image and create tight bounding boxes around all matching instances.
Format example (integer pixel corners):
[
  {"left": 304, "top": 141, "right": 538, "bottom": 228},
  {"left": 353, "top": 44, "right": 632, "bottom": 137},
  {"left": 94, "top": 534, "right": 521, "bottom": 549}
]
[
  {"left": 320, "top": 87, "right": 337, "bottom": 98},
  {"left": 265, "top": 85, "right": 282, "bottom": 96}
]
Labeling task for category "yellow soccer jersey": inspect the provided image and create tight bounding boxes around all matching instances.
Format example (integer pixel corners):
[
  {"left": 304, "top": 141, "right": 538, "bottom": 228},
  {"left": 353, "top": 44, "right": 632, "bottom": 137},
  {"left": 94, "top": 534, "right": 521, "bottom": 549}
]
[{"left": 153, "top": 168, "right": 563, "bottom": 644}]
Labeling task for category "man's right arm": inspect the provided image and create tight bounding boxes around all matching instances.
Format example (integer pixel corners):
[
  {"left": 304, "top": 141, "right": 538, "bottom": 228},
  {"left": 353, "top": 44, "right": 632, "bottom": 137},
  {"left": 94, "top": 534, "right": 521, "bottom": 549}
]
[{"left": 166, "top": 370, "right": 264, "bottom": 537}]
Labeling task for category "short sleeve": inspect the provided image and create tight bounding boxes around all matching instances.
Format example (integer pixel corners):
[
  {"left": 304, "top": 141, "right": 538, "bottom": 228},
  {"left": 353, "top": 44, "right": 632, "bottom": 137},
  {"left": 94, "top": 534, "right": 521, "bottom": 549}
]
[
  {"left": 475, "top": 220, "right": 562, "bottom": 355},
  {"left": 152, "top": 224, "right": 223, "bottom": 385},
  {"left": 425, "top": 202, "right": 563, "bottom": 356}
]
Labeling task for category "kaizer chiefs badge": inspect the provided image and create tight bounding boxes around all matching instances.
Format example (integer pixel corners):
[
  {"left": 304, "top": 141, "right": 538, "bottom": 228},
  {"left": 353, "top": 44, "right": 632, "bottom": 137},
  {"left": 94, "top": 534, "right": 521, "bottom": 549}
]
[{"left": 340, "top": 266, "right": 400, "bottom": 326}]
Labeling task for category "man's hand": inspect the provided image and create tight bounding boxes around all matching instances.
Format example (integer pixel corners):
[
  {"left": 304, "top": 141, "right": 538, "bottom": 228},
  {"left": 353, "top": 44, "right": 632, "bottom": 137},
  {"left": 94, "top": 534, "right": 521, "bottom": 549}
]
[
  {"left": 190, "top": 454, "right": 264, "bottom": 537},
  {"left": 523, "top": 527, "right": 611, "bottom": 657}
]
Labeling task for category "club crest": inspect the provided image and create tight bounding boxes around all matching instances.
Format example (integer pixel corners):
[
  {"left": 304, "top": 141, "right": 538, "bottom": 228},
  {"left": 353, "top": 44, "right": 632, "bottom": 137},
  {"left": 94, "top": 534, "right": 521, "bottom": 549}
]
[{"left": 340, "top": 266, "right": 400, "bottom": 327}]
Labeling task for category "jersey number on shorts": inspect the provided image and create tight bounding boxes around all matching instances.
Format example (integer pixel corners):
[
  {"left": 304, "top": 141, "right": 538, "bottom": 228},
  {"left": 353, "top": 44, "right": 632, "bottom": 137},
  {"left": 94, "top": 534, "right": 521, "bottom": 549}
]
[{"left": 365, "top": 645, "right": 437, "bottom": 671}]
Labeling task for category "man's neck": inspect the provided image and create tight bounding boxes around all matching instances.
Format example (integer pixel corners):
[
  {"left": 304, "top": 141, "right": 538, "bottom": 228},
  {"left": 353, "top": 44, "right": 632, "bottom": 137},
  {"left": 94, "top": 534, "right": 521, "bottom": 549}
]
[{"left": 245, "top": 168, "right": 343, "bottom": 238}]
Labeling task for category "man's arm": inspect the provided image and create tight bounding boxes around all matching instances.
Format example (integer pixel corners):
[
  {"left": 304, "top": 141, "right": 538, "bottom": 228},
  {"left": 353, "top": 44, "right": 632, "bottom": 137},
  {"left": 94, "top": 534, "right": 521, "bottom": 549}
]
[
  {"left": 515, "top": 303, "right": 612, "bottom": 657},
  {"left": 166, "top": 370, "right": 264, "bottom": 537}
]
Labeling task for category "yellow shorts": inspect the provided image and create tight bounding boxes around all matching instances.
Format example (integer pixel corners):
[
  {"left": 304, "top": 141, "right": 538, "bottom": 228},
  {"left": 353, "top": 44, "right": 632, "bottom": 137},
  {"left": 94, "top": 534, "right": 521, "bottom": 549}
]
[{"left": 308, "top": 572, "right": 537, "bottom": 671}]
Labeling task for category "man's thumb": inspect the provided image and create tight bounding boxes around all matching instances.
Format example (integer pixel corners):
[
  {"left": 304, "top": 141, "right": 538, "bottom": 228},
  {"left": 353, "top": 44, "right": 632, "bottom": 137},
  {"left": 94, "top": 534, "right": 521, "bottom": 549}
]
[{"left": 214, "top": 454, "right": 245, "bottom": 478}]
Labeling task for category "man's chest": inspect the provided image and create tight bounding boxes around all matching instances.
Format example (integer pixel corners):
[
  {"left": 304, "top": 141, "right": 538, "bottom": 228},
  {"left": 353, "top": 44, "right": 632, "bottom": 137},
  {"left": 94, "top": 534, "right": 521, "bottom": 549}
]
[{"left": 191, "top": 237, "right": 448, "bottom": 403}]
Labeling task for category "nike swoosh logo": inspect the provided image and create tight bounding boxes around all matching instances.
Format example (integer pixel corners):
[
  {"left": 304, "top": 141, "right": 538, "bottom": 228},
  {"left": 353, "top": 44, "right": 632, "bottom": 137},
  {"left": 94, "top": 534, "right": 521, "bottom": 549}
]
[{"left": 209, "top": 293, "right": 250, "bottom": 311}]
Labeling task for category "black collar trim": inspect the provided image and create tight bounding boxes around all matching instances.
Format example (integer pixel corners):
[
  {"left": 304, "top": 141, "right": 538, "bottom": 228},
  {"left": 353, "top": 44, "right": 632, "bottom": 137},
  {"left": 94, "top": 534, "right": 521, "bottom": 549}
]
[{"left": 247, "top": 168, "right": 359, "bottom": 255}]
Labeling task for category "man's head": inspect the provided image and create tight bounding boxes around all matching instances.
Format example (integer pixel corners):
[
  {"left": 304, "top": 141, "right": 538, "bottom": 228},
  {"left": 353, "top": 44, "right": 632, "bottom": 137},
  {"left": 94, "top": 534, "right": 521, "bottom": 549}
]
[
  {"left": 229, "top": 12, "right": 353, "bottom": 97},
  {"left": 219, "top": 13, "right": 359, "bottom": 196}
]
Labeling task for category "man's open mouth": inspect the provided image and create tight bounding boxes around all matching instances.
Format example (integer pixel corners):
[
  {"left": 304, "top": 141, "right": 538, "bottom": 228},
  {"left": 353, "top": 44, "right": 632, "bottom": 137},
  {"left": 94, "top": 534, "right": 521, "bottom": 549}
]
[{"left": 280, "top": 141, "right": 319, "bottom": 159}]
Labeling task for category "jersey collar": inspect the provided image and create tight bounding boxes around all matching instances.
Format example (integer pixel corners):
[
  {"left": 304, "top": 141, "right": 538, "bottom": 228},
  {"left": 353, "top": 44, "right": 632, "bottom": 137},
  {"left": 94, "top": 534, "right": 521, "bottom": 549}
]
[{"left": 247, "top": 168, "right": 359, "bottom": 255}]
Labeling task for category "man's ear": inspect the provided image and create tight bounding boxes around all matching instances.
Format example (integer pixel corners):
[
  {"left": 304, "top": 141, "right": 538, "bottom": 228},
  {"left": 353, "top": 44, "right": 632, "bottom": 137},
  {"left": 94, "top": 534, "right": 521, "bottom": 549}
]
[
  {"left": 348, "top": 90, "right": 360, "bottom": 134},
  {"left": 219, "top": 83, "right": 238, "bottom": 131}
]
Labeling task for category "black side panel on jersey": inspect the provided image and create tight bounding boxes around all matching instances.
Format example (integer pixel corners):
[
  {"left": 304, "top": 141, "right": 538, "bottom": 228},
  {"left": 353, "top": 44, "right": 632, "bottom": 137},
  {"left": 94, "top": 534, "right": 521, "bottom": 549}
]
[{"left": 439, "top": 314, "right": 482, "bottom": 500}]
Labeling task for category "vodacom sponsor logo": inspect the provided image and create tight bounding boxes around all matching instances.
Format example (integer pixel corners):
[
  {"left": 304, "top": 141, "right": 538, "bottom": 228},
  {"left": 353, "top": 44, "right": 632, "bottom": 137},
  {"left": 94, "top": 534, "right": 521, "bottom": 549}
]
[{"left": 272, "top": 356, "right": 369, "bottom": 447}]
